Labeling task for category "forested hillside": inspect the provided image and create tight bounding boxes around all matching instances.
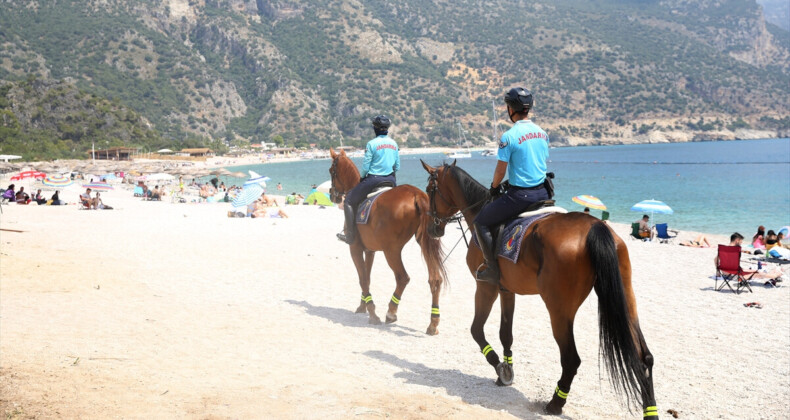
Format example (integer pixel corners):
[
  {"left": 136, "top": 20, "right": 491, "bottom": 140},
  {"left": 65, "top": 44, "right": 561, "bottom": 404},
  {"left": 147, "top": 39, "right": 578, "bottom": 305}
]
[{"left": 1, "top": 0, "right": 788, "bottom": 159}]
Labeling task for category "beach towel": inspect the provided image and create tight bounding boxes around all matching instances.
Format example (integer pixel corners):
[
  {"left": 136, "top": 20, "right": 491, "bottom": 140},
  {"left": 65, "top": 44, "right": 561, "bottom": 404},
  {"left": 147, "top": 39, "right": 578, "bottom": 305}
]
[
  {"left": 472, "top": 213, "right": 551, "bottom": 263},
  {"left": 355, "top": 193, "right": 387, "bottom": 225}
]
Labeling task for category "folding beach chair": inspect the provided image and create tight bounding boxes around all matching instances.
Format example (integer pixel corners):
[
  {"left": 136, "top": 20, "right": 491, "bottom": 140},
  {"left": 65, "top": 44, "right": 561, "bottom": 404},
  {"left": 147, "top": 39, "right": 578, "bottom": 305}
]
[
  {"left": 601, "top": 211, "right": 610, "bottom": 222},
  {"left": 654, "top": 223, "right": 677, "bottom": 244},
  {"left": 629, "top": 222, "right": 643, "bottom": 241},
  {"left": 715, "top": 245, "right": 756, "bottom": 294}
]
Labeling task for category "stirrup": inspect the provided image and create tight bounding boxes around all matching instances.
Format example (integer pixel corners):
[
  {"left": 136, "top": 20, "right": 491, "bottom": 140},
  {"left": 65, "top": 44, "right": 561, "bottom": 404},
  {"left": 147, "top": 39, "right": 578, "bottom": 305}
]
[
  {"left": 475, "top": 263, "right": 500, "bottom": 285},
  {"left": 336, "top": 232, "right": 350, "bottom": 243}
]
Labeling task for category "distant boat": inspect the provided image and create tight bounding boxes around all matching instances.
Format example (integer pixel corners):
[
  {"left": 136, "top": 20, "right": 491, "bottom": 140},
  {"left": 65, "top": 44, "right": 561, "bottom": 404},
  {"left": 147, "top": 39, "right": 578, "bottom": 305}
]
[
  {"left": 447, "top": 150, "right": 472, "bottom": 159},
  {"left": 481, "top": 150, "right": 497, "bottom": 157}
]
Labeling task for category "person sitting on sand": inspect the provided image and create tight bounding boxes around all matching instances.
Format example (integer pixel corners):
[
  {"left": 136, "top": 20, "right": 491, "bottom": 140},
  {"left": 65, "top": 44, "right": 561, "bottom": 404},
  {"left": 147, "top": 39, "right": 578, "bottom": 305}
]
[
  {"left": 752, "top": 226, "right": 766, "bottom": 252},
  {"left": 34, "top": 189, "right": 47, "bottom": 205},
  {"left": 15, "top": 187, "right": 30, "bottom": 204},
  {"left": 636, "top": 214, "right": 653, "bottom": 240},
  {"left": 95, "top": 192, "right": 113, "bottom": 210},
  {"left": 680, "top": 234, "right": 711, "bottom": 248},
  {"left": 765, "top": 230, "right": 779, "bottom": 252},
  {"left": 50, "top": 190, "right": 63, "bottom": 206},
  {"left": 716, "top": 233, "right": 785, "bottom": 280},
  {"left": 2, "top": 184, "right": 16, "bottom": 202},
  {"left": 583, "top": 207, "right": 590, "bottom": 215}
]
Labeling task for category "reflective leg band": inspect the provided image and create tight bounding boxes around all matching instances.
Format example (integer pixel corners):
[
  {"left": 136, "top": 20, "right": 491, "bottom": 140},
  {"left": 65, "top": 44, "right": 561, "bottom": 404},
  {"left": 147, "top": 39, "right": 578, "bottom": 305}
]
[
  {"left": 555, "top": 386, "right": 569, "bottom": 400},
  {"left": 503, "top": 355, "right": 513, "bottom": 365},
  {"left": 361, "top": 294, "right": 373, "bottom": 303},
  {"left": 644, "top": 406, "right": 658, "bottom": 417},
  {"left": 481, "top": 344, "right": 493, "bottom": 356},
  {"left": 431, "top": 306, "right": 440, "bottom": 318},
  {"left": 390, "top": 294, "right": 400, "bottom": 305}
]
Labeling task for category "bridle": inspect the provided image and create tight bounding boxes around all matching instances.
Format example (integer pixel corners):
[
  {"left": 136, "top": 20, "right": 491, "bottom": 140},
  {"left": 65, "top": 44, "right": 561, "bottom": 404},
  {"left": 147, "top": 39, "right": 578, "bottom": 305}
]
[
  {"left": 426, "top": 167, "right": 488, "bottom": 226},
  {"left": 328, "top": 157, "right": 343, "bottom": 203}
]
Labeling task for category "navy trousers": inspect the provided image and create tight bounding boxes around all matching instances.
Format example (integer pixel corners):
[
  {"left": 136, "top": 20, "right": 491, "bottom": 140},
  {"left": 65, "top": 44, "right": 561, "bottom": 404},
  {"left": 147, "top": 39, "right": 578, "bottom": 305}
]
[
  {"left": 345, "top": 174, "right": 396, "bottom": 208},
  {"left": 474, "top": 186, "right": 549, "bottom": 227}
]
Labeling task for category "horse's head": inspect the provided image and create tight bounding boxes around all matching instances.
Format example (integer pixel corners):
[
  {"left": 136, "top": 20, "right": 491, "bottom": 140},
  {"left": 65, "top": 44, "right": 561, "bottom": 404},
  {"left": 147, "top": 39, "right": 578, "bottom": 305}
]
[
  {"left": 329, "top": 148, "right": 359, "bottom": 204},
  {"left": 421, "top": 159, "right": 460, "bottom": 239}
]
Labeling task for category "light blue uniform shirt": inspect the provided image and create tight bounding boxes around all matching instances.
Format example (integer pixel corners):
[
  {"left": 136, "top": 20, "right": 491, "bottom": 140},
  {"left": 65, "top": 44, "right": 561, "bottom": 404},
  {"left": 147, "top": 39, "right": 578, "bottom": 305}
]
[
  {"left": 362, "top": 135, "right": 400, "bottom": 177},
  {"left": 497, "top": 120, "right": 549, "bottom": 187}
]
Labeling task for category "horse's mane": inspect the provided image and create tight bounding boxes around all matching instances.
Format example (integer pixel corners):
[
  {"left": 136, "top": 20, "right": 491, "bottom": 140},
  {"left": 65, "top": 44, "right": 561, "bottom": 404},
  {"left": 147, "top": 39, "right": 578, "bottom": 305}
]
[
  {"left": 446, "top": 164, "right": 489, "bottom": 211},
  {"left": 336, "top": 152, "right": 360, "bottom": 180}
]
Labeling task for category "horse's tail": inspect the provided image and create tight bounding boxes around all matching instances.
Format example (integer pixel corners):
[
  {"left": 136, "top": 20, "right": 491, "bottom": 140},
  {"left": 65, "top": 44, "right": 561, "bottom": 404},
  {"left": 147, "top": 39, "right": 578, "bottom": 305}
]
[
  {"left": 586, "top": 221, "right": 642, "bottom": 409},
  {"left": 415, "top": 194, "right": 447, "bottom": 291}
]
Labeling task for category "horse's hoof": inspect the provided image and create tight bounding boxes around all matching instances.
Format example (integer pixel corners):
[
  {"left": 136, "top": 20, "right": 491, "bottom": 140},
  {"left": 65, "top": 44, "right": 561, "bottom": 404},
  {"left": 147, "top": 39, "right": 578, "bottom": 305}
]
[
  {"left": 425, "top": 326, "right": 439, "bottom": 336},
  {"left": 544, "top": 401, "right": 563, "bottom": 416},
  {"left": 495, "top": 362, "right": 513, "bottom": 386},
  {"left": 385, "top": 314, "right": 397, "bottom": 324},
  {"left": 369, "top": 317, "right": 382, "bottom": 325}
]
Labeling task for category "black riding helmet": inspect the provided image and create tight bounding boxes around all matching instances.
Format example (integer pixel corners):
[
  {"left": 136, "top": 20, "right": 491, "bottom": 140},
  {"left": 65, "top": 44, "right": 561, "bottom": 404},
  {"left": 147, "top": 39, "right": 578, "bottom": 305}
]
[
  {"left": 504, "top": 87, "right": 533, "bottom": 122},
  {"left": 372, "top": 115, "right": 391, "bottom": 132}
]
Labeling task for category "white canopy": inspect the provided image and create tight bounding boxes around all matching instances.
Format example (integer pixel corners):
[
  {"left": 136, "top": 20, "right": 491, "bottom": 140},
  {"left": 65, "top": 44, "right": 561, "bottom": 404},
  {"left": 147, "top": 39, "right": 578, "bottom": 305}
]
[{"left": 0, "top": 154, "right": 22, "bottom": 162}]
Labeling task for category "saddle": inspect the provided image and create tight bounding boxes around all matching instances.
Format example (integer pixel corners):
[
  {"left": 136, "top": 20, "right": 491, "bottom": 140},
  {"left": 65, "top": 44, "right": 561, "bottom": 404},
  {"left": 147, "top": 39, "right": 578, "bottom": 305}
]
[{"left": 366, "top": 181, "right": 394, "bottom": 198}]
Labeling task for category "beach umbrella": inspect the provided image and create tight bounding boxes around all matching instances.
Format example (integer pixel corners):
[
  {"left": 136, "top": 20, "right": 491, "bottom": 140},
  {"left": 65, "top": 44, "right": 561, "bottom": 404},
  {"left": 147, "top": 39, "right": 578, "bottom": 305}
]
[
  {"left": 631, "top": 199, "right": 673, "bottom": 223},
  {"left": 316, "top": 180, "right": 332, "bottom": 194},
  {"left": 231, "top": 183, "right": 264, "bottom": 209},
  {"left": 42, "top": 174, "right": 74, "bottom": 188},
  {"left": 572, "top": 195, "right": 607, "bottom": 211},
  {"left": 82, "top": 182, "right": 114, "bottom": 191},
  {"left": 244, "top": 170, "right": 270, "bottom": 187},
  {"left": 10, "top": 170, "right": 46, "bottom": 181}
]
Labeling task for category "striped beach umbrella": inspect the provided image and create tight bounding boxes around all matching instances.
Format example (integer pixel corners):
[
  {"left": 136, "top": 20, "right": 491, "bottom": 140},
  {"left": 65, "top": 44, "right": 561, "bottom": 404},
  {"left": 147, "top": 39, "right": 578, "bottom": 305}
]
[
  {"left": 42, "top": 174, "right": 74, "bottom": 188},
  {"left": 232, "top": 183, "right": 264, "bottom": 209},
  {"left": 572, "top": 195, "right": 607, "bottom": 210},
  {"left": 630, "top": 199, "right": 673, "bottom": 215},
  {"left": 82, "top": 182, "right": 114, "bottom": 191}
]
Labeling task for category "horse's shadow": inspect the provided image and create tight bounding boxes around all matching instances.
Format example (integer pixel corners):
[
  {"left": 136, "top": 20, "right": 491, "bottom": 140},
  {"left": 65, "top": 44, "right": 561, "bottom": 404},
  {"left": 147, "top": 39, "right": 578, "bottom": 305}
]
[
  {"left": 362, "top": 350, "right": 562, "bottom": 420},
  {"left": 284, "top": 300, "right": 424, "bottom": 337}
]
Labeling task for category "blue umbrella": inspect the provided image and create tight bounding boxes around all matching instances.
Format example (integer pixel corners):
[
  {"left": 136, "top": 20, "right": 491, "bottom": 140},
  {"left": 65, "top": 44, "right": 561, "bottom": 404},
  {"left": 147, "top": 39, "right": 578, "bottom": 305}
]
[
  {"left": 232, "top": 184, "right": 264, "bottom": 209},
  {"left": 630, "top": 199, "right": 673, "bottom": 215}
]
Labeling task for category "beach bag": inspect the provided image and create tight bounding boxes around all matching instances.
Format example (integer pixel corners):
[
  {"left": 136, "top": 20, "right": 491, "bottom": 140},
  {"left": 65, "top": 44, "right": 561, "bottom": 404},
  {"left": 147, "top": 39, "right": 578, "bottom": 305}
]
[{"left": 543, "top": 172, "right": 555, "bottom": 199}]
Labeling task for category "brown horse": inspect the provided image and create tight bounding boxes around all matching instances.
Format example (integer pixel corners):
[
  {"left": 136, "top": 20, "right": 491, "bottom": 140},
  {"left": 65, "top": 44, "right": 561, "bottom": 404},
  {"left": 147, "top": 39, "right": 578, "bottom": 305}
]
[
  {"left": 421, "top": 161, "right": 658, "bottom": 418},
  {"left": 328, "top": 149, "right": 446, "bottom": 334}
]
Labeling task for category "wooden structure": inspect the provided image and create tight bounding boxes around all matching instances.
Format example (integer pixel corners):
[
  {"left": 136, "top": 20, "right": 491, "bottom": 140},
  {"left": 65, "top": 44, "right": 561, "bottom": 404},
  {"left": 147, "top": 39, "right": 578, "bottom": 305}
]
[
  {"left": 89, "top": 147, "right": 137, "bottom": 161},
  {"left": 180, "top": 148, "right": 214, "bottom": 157}
]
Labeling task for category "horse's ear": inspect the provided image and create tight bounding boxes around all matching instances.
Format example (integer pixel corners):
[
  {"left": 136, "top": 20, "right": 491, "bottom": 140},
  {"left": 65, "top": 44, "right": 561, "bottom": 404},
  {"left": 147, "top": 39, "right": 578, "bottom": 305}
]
[
  {"left": 420, "top": 159, "right": 435, "bottom": 173},
  {"left": 451, "top": 159, "right": 457, "bottom": 167},
  {"left": 330, "top": 148, "right": 337, "bottom": 158},
  {"left": 340, "top": 149, "right": 347, "bottom": 156}
]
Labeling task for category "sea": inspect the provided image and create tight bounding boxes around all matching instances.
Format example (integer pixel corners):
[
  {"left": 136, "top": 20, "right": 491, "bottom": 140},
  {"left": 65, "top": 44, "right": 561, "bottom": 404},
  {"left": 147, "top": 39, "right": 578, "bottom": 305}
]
[{"left": 225, "top": 138, "right": 790, "bottom": 237}]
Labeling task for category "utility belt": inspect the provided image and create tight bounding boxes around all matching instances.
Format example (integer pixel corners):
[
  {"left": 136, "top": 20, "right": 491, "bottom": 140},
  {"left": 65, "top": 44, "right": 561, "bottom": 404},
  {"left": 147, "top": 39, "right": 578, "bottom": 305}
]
[{"left": 509, "top": 184, "right": 544, "bottom": 191}]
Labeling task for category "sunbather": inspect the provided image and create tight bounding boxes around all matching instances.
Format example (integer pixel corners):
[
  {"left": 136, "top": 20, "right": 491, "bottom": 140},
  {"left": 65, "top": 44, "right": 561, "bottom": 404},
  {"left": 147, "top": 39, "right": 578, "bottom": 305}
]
[{"left": 680, "top": 234, "right": 711, "bottom": 248}]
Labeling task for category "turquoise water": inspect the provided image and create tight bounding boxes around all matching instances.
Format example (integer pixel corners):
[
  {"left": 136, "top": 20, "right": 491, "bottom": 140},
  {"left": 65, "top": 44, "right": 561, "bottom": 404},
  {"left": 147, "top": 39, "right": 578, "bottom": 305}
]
[{"left": 226, "top": 138, "right": 790, "bottom": 237}]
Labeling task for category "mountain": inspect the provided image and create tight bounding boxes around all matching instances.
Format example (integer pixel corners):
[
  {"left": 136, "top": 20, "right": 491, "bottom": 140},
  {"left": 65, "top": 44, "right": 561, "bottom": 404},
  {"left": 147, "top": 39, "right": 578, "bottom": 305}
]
[
  {"left": 758, "top": 0, "right": 790, "bottom": 31},
  {"left": 1, "top": 0, "right": 788, "bottom": 159}
]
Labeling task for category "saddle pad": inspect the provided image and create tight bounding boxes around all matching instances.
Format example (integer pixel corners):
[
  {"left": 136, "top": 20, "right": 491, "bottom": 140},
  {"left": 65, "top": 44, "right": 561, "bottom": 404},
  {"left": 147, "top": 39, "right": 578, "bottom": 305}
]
[
  {"left": 356, "top": 192, "right": 387, "bottom": 225},
  {"left": 367, "top": 186, "right": 391, "bottom": 198},
  {"left": 472, "top": 213, "right": 552, "bottom": 264},
  {"left": 497, "top": 213, "right": 552, "bottom": 263}
]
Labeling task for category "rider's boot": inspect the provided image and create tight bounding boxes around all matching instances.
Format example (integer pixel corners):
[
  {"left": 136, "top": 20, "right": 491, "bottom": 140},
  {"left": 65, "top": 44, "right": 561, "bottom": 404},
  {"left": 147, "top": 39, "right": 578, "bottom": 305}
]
[
  {"left": 473, "top": 223, "right": 500, "bottom": 285},
  {"left": 336, "top": 203, "right": 357, "bottom": 244}
]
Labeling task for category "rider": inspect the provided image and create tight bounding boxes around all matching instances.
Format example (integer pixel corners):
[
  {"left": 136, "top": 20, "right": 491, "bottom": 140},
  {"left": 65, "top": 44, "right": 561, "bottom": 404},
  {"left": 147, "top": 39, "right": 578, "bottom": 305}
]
[
  {"left": 473, "top": 87, "right": 550, "bottom": 284},
  {"left": 336, "top": 115, "right": 400, "bottom": 244}
]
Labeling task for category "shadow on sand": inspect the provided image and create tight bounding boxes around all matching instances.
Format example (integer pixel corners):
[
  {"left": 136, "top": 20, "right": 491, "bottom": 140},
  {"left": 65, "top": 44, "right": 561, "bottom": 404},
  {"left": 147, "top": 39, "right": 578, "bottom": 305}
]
[
  {"left": 285, "top": 300, "right": 424, "bottom": 338},
  {"left": 362, "top": 350, "right": 562, "bottom": 420}
]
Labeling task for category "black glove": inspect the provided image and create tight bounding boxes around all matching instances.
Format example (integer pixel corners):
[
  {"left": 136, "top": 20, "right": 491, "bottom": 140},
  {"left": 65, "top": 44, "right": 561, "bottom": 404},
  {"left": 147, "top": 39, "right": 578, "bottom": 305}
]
[{"left": 489, "top": 184, "right": 500, "bottom": 197}]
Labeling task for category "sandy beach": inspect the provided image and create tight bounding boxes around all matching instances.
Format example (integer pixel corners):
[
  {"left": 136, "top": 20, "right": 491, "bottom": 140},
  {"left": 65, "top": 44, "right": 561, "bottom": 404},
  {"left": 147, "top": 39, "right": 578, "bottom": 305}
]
[{"left": 1, "top": 187, "right": 788, "bottom": 419}]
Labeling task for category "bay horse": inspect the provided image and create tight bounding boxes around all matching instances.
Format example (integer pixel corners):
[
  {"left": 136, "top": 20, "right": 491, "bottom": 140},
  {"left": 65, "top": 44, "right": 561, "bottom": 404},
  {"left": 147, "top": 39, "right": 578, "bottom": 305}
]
[
  {"left": 421, "top": 161, "right": 658, "bottom": 418},
  {"left": 328, "top": 149, "right": 446, "bottom": 335}
]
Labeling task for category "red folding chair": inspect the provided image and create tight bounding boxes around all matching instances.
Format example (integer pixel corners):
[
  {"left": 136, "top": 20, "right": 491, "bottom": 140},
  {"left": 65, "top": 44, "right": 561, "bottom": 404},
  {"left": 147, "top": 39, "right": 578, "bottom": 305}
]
[{"left": 715, "top": 245, "right": 756, "bottom": 294}]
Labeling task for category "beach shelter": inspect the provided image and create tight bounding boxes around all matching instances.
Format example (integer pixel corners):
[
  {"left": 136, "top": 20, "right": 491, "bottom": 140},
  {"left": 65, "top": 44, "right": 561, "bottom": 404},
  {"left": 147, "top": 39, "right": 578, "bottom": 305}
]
[
  {"left": 316, "top": 180, "right": 332, "bottom": 194},
  {"left": 572, "top": 195, "right": 607, "bottom": 211},
  {"left": 42, "top": 174, "right": 74, "bottom": 188},
  {"left": 305, "top": 191, "right": 333, "bottom": 206},
  {"left": 146, "top": 173, "right": 175, "bottom": 182}
]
